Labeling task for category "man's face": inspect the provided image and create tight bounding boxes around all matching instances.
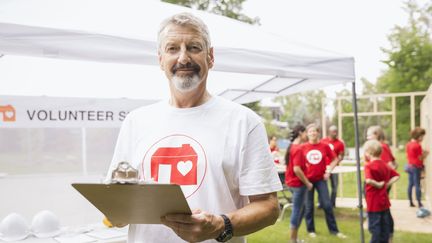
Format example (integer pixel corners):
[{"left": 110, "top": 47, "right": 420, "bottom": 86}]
[
  {"left": 158, "top": 24, "right": 214, "bottom": 93},
  {"left": 329, "top": 129, "right": 338, "bottom": 139}
]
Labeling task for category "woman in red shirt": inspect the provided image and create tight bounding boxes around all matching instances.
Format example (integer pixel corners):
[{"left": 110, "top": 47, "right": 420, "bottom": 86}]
[
  {"left": 302, "top": 124, "right": 346, "bottom": 239},
  {"left": 284, "top": 125, "right": 311, "bottom": 242},
  {"left": 406, "top": 127, "right": 429, "bottom": 207}
]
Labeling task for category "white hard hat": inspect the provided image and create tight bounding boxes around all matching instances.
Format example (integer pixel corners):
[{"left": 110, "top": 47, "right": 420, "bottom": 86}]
[
  {"left": 31, "top": 210, "right": 61, "bottom": 238},
  {"left": 0, "top": 213, "right": 30, "bottom": 242}
]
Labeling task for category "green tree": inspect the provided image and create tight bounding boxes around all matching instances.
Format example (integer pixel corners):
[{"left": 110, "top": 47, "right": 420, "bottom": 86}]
[{"left": 376, "top": 0, "right": 432, "bottom": 145}]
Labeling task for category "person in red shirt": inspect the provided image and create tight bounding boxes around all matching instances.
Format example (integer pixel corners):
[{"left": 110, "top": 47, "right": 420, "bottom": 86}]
[
  {"left": 302, "top": 124, "right": 346, "bottom": 239},
  {"left": 364, "top": 139, "right": 400, "bottom": 243},
  {"left": 269, "top": 136, "right": 280, "bottom": 163},
  {"left": 320, "top": 125, "right": 345, "bottom": 208},
  {"left": 406, "top": 127, "right": 429, "bottom": 208},
  {"left": 366, "top": 126, "right": 397, "bottom": 169},
  {"left": 284, "top": 125, "right": 312, "bottom": 242}
]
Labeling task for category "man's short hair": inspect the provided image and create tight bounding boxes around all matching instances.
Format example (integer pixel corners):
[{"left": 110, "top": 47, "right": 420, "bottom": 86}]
[
  {"left": 363, "top": 139, "right": 382, "bottom": 158},
  {"left": 158, "top": 12, "right": 211, "bottom": 52},
  {"left": 410, "top": 127, "right": 426, "bottom": 140},
  {"left": 329, "top": 125, "right": 338, "bottom": 131}
]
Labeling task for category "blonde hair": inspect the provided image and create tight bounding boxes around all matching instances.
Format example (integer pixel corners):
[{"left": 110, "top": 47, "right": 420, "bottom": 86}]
[
  {"left": 158, "top": 12, "right": 211, "bottom": 52},
  {"left": 363, "top": 139, "right": 382, "bottom": 158}
]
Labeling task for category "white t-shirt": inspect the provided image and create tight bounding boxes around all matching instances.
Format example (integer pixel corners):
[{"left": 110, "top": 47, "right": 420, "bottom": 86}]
[{"left": 107, "top": 96, "right": 282, "bottom": 243}]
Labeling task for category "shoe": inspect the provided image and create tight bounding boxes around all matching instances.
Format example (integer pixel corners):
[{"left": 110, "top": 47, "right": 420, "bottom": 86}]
[
  {"left": 409, "top": 202, "right": 415, "bottom": 207},
  {"left": 419, "top": 202, "right": 424, "bottom": 208},
  {"left": 308, "top": 232, "right": 317, "bottom": 238},
  {"left": 336, "top": 232, "right": 347, "bottom": 239}
]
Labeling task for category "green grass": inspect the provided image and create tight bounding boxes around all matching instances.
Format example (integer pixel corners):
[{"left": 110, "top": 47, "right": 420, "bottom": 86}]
[
  {"left": 247, "top": 208, "right": 432, "bottom": 243},
  {"left": 339, "top": 149, "right": 409, "bottom": 200}
]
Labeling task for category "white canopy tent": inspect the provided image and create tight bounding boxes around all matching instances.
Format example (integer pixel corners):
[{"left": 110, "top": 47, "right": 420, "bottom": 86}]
[
  {"left": 0, "top": 0, "right": 365, "bottom": 241},
  {"left": 0, "top": 0, "right": 355, "bottom": 103}
]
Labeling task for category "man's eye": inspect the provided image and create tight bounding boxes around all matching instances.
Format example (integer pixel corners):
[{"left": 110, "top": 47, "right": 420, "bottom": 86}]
[
  {"left": 189, "top": 45, "right": 202, "bottom": 51},
  {"left": 167, "top": 46, "right": 178, "bottom": 52}
]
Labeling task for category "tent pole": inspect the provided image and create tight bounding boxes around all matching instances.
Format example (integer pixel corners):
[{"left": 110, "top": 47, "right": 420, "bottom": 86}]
[
  {"left": 81, "top": 127, "right": 88, "bottom": 176},
  {"left": 352, "top": 81, "right": 365, "bottom": 243}
]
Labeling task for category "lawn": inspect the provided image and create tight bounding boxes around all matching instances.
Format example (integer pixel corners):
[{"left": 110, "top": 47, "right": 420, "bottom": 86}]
[{"left": 247, "top": 208, "right": 432, "bottom": 243}]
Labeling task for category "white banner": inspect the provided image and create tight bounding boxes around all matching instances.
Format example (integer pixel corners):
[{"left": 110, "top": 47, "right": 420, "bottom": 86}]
[{"left": 0, "top": 95, "right": 156, "bottom": 128}]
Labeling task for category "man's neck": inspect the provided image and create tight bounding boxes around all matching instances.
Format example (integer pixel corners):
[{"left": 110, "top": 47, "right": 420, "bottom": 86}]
[
  {"left": 309, "top": 139, "right": 319, "bottom": 144},
  {"left": 169, "top": 84, "right": 211, "bottom": 108}
]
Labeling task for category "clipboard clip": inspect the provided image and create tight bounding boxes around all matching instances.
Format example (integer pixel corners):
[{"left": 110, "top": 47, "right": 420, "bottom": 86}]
[{"left": 110, "top": 161, "right": 139, "bottom": 184}]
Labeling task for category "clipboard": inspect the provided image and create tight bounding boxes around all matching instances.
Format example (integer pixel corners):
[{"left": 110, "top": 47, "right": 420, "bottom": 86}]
[{"left": 72, "top": 183, "right": 191, "bottom": 224}]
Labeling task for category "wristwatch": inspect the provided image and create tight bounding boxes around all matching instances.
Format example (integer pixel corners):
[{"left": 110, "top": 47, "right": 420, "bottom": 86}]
[{"left": 215, "top": 214, "right": 233, "bottom": 242}]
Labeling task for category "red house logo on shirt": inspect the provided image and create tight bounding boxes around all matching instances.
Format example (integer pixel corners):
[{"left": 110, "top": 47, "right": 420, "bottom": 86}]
[
  {"left": 150, "top": 144, "right": 198, "bottom": 185},
  {"left": 306, "top": 150, "right": 323, "bottom": 165},
  {"left": 0, "top": 105, "right": 16, "bottom": 122}
]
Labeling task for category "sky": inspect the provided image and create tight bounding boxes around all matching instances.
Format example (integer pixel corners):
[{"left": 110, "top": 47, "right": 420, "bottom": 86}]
[{"left": 242, "top": 0, "right": 413, "bottom": 96}]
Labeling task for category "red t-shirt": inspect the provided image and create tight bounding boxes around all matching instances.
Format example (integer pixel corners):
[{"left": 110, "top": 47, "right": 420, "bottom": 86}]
[
  {"left": 364, "top": 159, "right": 399, "bottom": 212},
  {"left": 321, "top": 137, "right": 345, "bottom": 156},
  {"left": 285, "top": 144, "right": 307, "bottom": 187},
  {"left": 406, "top": 140, "right": 424, "bottom": 168},
  {"left": 301, "top": 142, "right": 335, "bottom": 182},
  {"left": 321, "top": 137, "right": 345, "bottom": 165},
  {"left": 380, "top": 142, "right": 395, "bottom": 164}
]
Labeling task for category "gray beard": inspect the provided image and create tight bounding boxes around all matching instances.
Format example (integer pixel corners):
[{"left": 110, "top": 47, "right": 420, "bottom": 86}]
[{"left": 172, "top": 74, "right": 201, "bottom": 93}]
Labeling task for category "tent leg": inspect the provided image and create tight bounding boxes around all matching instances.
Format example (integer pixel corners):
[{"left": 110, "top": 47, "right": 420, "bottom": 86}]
[
  {"left": 351, "top": 82, "right": 365, "bottom": 243},
  {"left": 82, "top": 127, "right": 88, "bottom": 176}
]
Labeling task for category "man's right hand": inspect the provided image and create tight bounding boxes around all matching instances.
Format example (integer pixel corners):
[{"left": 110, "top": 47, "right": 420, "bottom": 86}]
[{"left": 306, "top": 182, "right": 313, "bottom": 191}]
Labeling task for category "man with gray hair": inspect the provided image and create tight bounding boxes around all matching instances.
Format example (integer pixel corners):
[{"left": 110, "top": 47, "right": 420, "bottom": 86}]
[
  {"left": 320, "top": 125, "right": 345, "bottom": 208},
  {"left": 107, "top": 12, "right": 282, "bottom": 243}
]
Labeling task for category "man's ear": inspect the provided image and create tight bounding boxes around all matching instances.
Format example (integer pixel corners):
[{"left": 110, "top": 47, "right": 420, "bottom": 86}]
[{"left": 208, "top": 47, "right": 214, "bottom": 69}]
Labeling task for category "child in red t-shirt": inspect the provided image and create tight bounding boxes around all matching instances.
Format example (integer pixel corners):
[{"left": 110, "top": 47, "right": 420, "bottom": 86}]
[{"left": 364, "top": 140, "right": 400, "bottom": 243}]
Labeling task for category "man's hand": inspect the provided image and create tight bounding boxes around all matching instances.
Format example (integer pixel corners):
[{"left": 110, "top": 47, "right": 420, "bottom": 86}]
[
  {"left": 306, "top": 181, "right": 313, "bottom": 191},
  {"left": 323, "top": 172, "right": 331, "bottom": 181},
  {"left": 161, "top": 209, "right": 224, "bottom": 243}
]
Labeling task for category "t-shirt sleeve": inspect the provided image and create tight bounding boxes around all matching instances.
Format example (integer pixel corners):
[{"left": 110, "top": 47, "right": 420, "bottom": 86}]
[
  {"left": 325, "top": 144, "right": 336, "bottom": 163},
  {"left": 293, "top": 148, "right": 304, "bottom": 166},
  {"left": 239, "top": 122, "right": 283, "bottom": 196},
  {"left": 389, "top": 167, "right": 399, "bottom": 178},
  {"left": 364, "top": 164, "right": 372, "bottom": 180}
]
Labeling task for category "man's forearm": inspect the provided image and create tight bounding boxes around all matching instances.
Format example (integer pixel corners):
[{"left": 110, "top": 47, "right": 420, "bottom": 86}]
[{"left": 226, "top": 192, "right": 279, "bottom": 236}]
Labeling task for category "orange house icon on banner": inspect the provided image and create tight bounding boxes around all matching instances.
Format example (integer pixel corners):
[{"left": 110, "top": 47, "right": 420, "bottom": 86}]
[
  {"left": 0, "top": 105, "right": 16, "bottom": 122},
  {"left": 151, "top": 144, "right": 198, "bottom": 185}
]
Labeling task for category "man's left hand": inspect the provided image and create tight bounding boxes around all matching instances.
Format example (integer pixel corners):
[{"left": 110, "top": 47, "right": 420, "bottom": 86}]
[{"left": 161, "top": 209, "right": 225, "bottom": 243}]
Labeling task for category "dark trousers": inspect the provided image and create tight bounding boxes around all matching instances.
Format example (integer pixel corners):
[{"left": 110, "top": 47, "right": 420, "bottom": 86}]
[
  {"left": 368, "top": 209, "right": 391, "bottom": 243},
  {"left": 305, "top": 179, "right": 339, "bottom": 234},
  {"left": 407, "top": 166, "right": 422, "bottom": 205},
  {"left": 329, "top": 173, "right": 338, "bottom": 207}
]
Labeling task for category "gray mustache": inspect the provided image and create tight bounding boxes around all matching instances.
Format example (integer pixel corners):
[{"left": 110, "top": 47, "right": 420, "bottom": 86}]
[{"left": 172, "top": 63, "right": 201, "bottom": 74}]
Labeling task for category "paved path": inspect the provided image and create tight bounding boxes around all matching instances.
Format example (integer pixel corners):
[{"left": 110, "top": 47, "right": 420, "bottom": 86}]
[{"left": 336, "top": 198, "right": 432, "bottom": 234}]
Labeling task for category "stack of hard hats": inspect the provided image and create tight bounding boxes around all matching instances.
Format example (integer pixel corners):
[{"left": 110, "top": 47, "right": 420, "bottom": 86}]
[{"left": 0, "top": 210, "right": 61, "bottom": 241}]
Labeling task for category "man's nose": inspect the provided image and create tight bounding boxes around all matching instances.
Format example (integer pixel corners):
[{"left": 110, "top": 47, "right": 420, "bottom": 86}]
[{"left": 177, "top": 48, "right": 191, "bottom": 64}]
